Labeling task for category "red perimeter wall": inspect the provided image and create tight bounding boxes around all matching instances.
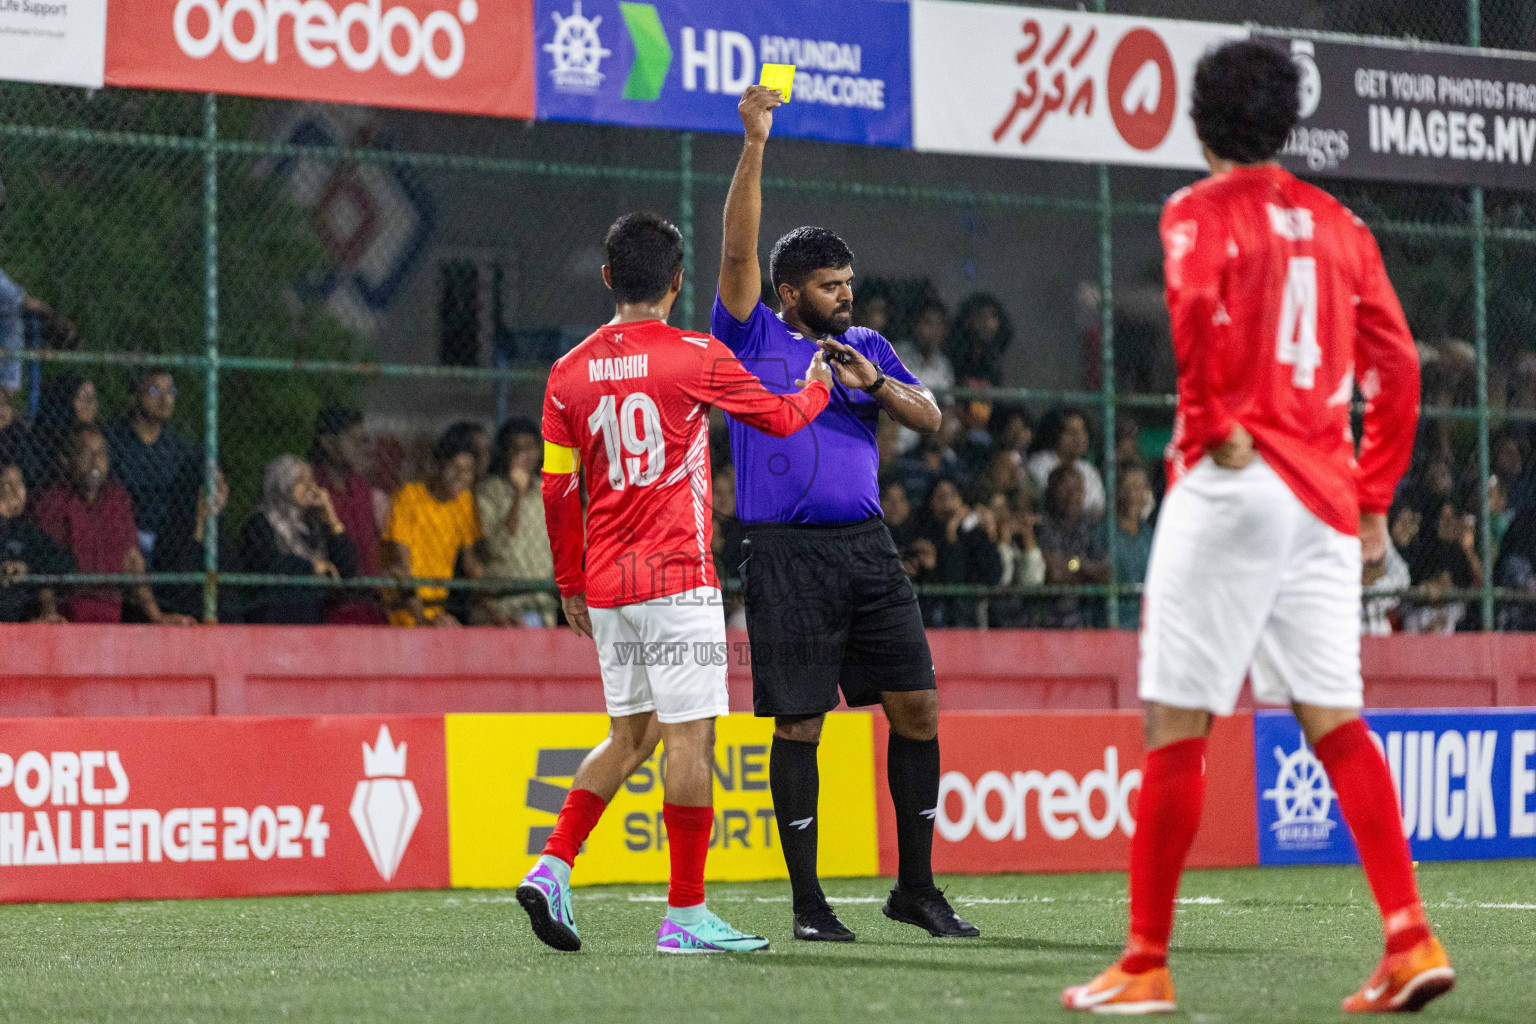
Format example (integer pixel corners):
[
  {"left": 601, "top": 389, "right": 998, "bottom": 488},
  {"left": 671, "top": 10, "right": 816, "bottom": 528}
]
[{"left": 0, "top": 626, "right": 1530, "bottom": 717}]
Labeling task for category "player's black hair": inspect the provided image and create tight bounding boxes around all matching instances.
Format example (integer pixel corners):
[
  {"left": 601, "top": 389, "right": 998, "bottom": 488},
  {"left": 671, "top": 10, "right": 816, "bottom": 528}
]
[
  {"left": 603, "top": 211, "right": 684, "bottom": 304},
  {"left": 1191, "top": 40, "right": 1300, "bottom": 165},
  {"left": 769, "top": 226, "right": 855, "bottom": 292},
  {"left": 432, "top": 421, "right": 481, "bottom": 465}
]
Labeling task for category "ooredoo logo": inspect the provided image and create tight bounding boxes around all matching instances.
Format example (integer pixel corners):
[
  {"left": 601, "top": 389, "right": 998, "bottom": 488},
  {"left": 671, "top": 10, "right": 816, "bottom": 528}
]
[
  {"left": 936, "top": 747, "right": 1142, "bottom": 843},
  {"left": 1107, "top": 28, "right": 1176, "bottom": 151},
  {"left": 172, "top": 0, "right": 481, "bottom": 78}
]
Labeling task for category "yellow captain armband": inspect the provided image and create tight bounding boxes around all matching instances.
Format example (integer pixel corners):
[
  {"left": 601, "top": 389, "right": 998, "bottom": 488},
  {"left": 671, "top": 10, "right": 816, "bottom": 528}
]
[{"left": 543, "top": 442, "right": 579, "bottom": 474}]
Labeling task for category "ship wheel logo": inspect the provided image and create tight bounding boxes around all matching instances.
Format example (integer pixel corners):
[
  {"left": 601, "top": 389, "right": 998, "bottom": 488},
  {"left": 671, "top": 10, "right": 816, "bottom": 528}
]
[
  {"left": 546, "top": 1, "right": 613, "bottom": 94},
  {"left": 1262, "top": 741, "right": 1339, "bottom": 850}
]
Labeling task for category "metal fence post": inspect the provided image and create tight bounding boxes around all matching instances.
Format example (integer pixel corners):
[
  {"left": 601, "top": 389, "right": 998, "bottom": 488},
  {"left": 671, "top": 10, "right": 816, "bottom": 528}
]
[
  {"left": 1469, "top": 0, "right": 1494, "bottom": 629},
  {"left": 680, "top": 131, "right": 696, "bottom": 331},
  {"left": 201, "top": 93, "right": 221, "bottom": 623},
  {"left": 1098, "top": 164, "right": 1119, "bottom": 629}
]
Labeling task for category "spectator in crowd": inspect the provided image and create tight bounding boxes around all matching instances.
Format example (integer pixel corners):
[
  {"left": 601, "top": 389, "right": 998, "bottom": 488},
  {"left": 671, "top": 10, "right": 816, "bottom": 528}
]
[
  {"left": 1492, "top": 431, "right": 1535, "bottom": 515},
  {"left": 0, "top": 264, "right": 73, "bottom": 394},
  {"left": 238, "top": 455, "right": 360, "bottom": 625},
  {"left": 892, "top": 411, "right": 963, "bottom": 508},
  {"left": 309, "top": 406, "right": 388, "bottom": 624},
  {"left": 105, "top": 368, "right": 199, "bottom": 560},
  {"left": 946, "top": 293, "right": 1012, "bottom": 386},
  {"left": 0, "top": 389, "right": 25, "bottom": 471},
  {"left": 370, "top": 432, "right": 407, "bottom": 533},
  {"left": 894, "top": 298, "right": 955, "bottom": 391},
  {"left": 711, "top": 465, "right": 746, "bottom": 627},
  {"left": 1362, "top": 501, "right": 1415, "bottom": 635},
  {"left": 991, "top": 405, "right": 1033, "bottom": 459},
  {"left": 1027, "top": 406, "right": 1106, "bottom": 519},
  {"left": 1113, "top": 463, "right": 1155, "bottom": 628},
  {"left": 915, "top": 478, "right": 1003, "bottom": 627},
  {"left": 20, "top": 374, "right": 96, "bottom": 488},
  {"left": 1402, "top": 497, "right": 1481, "bottom": 634},
  {"left": 953, "top": 398, "right": 994, "bottom": 478},
  {"left": 31, "top": 424, "right": 194, "bottom": 624},
  {"left": 1036, "top": 464, "right": 1109, "bottom": 628},
  {"left": 986, "top": 486, "right": 1045, "bottom": 628},
  {"left": 882, "top": 479, "right": 942, "bottom": 586},
  {"left": 852, "top": 283, "right": 892, "bottom": 336},
  {"left": 382, "top": 422, "right": 485, "bottom": 627},
  {"left": 152, "top": 467, "right": 241, "bottom": 623},
  {"left": 476, "top": 418, "right": 557, "bottom": 627},
  {"left": 456, "top": 420, "right": 492, "bottom": 483},
  {"left": 0, "top": 462, "right": 71, "bottom": 622},
  {"left": 1496, "top": 501, "right": 1536, "bottom": 630}
]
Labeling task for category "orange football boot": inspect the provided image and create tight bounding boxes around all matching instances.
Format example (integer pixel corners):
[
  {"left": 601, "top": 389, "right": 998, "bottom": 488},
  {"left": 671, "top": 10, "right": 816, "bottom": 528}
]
[
  {"left": 1343, "top": 936, "right": 1455, "bottom": 1013},
  {"left": 1062, "top": 964, "right": 1177, "bottom": 1015}
]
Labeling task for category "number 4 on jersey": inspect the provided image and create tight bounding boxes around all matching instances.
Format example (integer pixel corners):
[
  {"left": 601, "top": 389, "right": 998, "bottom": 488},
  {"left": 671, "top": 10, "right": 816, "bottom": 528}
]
[{"left": 1277, "top": 256, "right": 1321, "bottom": 389}]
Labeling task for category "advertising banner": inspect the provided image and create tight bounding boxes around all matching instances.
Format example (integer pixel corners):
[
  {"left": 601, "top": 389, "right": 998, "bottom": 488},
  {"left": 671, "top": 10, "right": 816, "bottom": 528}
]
[
  {"left": 0, "top": 716, "right": 450, "bottom": 903},
  {"left": 103, "top": 0, "right": 535, "bottom": 120},
  {"left": 911, "top": 2, "right": 1243, "bottom": 168},
  {"left": 446, "top": 712, "right": 878, "bottom": 887},
  {"left": 0, "top": 0, "right": 105, "bottom": 88},
  {"left": 880, "top": 712, "right": 1259, "bottom": 876},
  {"left": 533, "top": 0, "right": 912, "bottom": 147},
  {"left": 1255, "top": 709, "right": 1536, "bottom": 866},
  {"left": 1266, "top": 34, "right": 1536, "bottom": 192}
]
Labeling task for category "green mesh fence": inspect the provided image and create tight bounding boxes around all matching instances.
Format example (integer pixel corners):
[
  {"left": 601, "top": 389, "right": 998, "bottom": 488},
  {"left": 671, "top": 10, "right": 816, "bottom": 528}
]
[{"left": 0, "top": 0, "right": 1532, "bottom": 630}]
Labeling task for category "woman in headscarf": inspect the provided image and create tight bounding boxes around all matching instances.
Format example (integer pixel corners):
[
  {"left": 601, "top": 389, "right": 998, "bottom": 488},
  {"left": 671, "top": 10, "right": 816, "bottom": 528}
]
[
  {"left": 945, "top": 292, "right": 1014, "bottom": 386},
  {"left": 20, "top": 374, "right": 97, "bottom": 488},
  {"left": 237, "top": 455, "right": 359, "bottom": 624}
]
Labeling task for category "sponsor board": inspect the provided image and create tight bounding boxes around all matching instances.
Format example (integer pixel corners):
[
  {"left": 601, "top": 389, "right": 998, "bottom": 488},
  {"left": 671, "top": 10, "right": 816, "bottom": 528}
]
[
  {"left": 1255, "top": 709, "right": 1536, "bottom": 865},
  {"left": 911, "top": 2, "right": 1243, "bottom": 168},
  {"left": 0, "top": 716, "right": 449, "bottom": 902},
  {"left": 104, "top": 0, "right": 535, "bottom": 119},
  {"left": 534, "top": 0, "right": 912, "bottom": 147},
  {"left": 1266, "top": 33, "right": 1536, "bottom": 192},
  {"left": 877, "top": 712, "right": 1258, "bottom": 875},
  {"left": 446, "top": 712, "right": 878, "bottom": 886},
  {"left": 0, "top": 0, "right": 105, "bottom": 87}
]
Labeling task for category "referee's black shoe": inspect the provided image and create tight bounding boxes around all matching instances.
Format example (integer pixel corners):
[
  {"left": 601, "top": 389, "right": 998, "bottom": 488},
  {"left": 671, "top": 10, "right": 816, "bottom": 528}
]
[
  {"left": 882, "top": 885, "right": 980, "bottom": 938},
  {"left": 793, "top": 901, "right": 856, "bottom": 942}
]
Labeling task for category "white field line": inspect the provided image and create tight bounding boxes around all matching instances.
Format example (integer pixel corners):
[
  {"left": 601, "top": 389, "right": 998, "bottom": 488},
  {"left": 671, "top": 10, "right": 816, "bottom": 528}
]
[{"left": 444, "top": 892, "right": 1535, "bottom": 911}]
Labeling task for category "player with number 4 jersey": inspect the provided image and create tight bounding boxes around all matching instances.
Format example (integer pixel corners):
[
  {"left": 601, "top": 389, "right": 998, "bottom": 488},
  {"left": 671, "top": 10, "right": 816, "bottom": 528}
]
[
  {"left": 1063, "top": 42, "right": 1450, "bottom": 1016},
  {"left": 517, "top": 213, "right": 831, "bottom": 958}
]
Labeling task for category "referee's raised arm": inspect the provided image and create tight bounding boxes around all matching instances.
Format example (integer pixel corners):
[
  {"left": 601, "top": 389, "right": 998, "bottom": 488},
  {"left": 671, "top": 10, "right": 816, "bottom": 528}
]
[{"left": 719, "top": 86, "right": 782, "bottom": 321}]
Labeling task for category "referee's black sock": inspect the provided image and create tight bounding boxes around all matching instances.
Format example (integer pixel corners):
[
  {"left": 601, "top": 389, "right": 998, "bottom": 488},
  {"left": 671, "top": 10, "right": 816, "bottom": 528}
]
[
  {"left": 888, "top": 732, "right": 940, "bottom": 891},
  {"left": 770, "top": 736, "right": 824, "bottom": 913}
]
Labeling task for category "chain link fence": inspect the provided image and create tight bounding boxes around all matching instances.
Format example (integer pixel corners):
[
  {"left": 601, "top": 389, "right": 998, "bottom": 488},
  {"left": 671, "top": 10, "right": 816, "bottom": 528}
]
[{"left": 0, "top": 0, "right": 1532, "bottom": 630}]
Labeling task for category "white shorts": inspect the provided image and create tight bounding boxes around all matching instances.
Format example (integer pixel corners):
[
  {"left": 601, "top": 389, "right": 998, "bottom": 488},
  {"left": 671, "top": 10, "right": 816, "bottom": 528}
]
[
  {"left": 1139, "top": 456, "right": 1363, "bottom": 717},
  {"left": 590, "top": 586, "right": 730, "bottom": 724}
]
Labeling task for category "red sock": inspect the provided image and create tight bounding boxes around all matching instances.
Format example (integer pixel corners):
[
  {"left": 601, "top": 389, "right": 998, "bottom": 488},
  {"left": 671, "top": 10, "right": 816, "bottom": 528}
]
[
  {"left": 1120, "top": 737, "right": 1207, "bottom": 975},
  {"left": 663, "top": 803, "right": 714, "bottom": 908},
  {"left": 1313, "top": 718, "right": 1430, "bottom": 955},
  {"left": 542, "top": 788, "right": 607, "bottom": 868}
]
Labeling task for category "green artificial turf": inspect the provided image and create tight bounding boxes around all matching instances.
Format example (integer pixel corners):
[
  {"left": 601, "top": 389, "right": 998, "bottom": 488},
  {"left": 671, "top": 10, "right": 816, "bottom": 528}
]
[{"left": 0, "top": 861, "right": 1526, "bottom": 1023}]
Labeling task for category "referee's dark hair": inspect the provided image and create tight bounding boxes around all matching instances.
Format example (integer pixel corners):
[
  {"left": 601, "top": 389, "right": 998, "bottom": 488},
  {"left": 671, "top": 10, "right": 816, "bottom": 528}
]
[
  {"left": 1191, "top": 40, "right": 1300, "bottom": 165},
  {"left": 603, "top": 211, "right": 685, "bottom": 304},
  {"left": 769, "top": 226, "right": 854, "bottom": 291}
]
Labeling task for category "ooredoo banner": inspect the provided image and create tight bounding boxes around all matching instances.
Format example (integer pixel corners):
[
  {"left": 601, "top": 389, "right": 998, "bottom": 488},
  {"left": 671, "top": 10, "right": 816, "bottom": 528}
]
[
  {"left": 911, "top": 2, "right": 1243, "bottom": 168},
  {"left": 879, "top": 712, "right": 1259, "bottom": 875},
  {"left": 1256, "top": 709, "right": 1536, "bottom": 866},
  {"left": 1266, "top": 34, "right": 1536, "bottom": 192},
  {"left": 0, "top": 716, "right": 449, "bottom": 903},
  {"left": 0, "top": 0, "right": 105, "bottom": 88},
  {"left": 534, "top": 0, "right": 912, "bottom": 147},
  {"left": 103, "top": 0, "right": 535, "bottom": 119},
  {"left": 446, "top": 712, "right": 878, "bottom": 887}
]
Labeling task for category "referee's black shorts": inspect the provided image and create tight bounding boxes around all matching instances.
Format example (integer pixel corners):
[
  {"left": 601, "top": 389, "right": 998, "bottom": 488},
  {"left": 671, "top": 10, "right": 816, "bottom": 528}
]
[{"left": 739, "top": 517, "right": 936, "bottom": 718}]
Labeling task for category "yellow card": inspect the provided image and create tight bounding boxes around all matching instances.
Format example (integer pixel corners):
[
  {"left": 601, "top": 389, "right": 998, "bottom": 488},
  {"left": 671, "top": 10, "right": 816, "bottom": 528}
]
[{"left": 759, "top": 63, "right": 795, "bottom": 101}]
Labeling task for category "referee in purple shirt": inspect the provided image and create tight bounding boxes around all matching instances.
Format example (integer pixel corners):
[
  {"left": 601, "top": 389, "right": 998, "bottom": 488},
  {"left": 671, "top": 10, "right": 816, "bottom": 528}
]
[{"left": 715, "top": 86, "right": 978, "bottom": 943}]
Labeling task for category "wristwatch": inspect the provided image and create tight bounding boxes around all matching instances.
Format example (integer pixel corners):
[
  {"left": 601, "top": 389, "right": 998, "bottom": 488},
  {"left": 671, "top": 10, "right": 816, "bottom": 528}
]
[{"left": 861, "top": 369, "right": 887, "bottom": 395}]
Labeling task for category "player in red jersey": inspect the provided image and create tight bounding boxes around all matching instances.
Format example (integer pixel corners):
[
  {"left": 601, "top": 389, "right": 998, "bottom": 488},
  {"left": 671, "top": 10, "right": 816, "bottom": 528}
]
[
  {"left": 1064, "top": 42, "right": 1451, "bottom": 1015},
  {"left": 516, "top": 212, "right": 832, "bottom": 955}
]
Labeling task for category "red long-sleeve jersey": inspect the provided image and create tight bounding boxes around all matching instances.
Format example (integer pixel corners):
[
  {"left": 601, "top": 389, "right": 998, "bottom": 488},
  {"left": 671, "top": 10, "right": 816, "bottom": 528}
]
[
  {"left": 1161, "top": 165, "right": 1421, "bottom": 537},
  {"left": 541, "top": 319, "right": 830, "bottom": 608}
]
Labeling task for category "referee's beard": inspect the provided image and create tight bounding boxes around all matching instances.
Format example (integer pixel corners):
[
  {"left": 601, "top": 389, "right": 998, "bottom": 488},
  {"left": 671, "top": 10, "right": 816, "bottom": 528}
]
[{"left": 794, "top": 300, "right": 853, "bottom": 340}]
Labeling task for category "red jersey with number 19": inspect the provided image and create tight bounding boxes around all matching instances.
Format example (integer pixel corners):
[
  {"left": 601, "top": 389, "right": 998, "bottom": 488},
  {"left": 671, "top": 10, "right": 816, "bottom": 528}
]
[
  {"left": 541, "top": 319, "right": 830, "bottom": 608},
  {"left": 1161, "top": 165, "right": 1420, "bottom": 537}
]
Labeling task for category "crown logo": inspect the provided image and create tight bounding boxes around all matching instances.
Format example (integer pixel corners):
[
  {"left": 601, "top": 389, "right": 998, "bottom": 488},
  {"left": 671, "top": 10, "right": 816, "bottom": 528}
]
[{"left": 362, "top": 725, "right": 408, "bottom": 778}]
